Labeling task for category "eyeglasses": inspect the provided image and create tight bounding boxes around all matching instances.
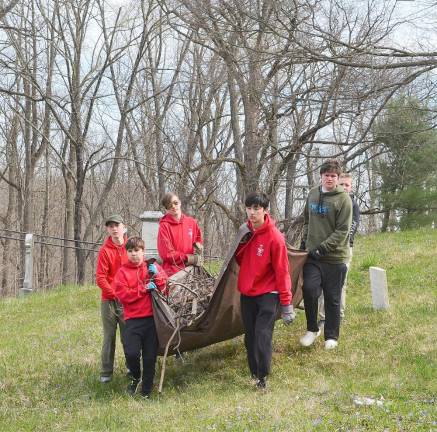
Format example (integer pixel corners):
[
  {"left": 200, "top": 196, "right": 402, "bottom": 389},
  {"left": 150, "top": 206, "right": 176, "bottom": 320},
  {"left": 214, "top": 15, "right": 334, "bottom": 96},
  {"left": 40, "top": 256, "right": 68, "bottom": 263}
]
[{"left": 167, "top": 200, "right": 180, "bottom": 209}]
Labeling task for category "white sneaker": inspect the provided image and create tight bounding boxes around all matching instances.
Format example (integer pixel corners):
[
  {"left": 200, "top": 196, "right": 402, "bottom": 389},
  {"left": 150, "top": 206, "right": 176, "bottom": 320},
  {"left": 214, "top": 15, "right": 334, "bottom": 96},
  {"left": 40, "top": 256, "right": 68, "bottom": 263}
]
[
  {"left": 300, "top": 330, "right": 321, "bottom": 347},
  {"left": 99, "top": 375, "right": 112, "bottom": 383},
  {"left": 324, "top": 339, "right": 338, "bottom": 350}
]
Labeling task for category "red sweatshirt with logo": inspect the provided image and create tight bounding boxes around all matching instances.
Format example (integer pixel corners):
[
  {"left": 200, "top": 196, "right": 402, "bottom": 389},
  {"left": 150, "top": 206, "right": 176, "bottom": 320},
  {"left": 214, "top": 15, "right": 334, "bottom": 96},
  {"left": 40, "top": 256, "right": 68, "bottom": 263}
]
[
  {"left": 235, "top": 214, "right": 292, "bottom": 306},
  {"left": 114, "top": 261, "right": 168, "bottom": 320},
  {"left": 96, "top": 236, "right": 128, "bottom": 301},
  {"left": 157, "top": 213, "right": 203, "bottom": 276}
]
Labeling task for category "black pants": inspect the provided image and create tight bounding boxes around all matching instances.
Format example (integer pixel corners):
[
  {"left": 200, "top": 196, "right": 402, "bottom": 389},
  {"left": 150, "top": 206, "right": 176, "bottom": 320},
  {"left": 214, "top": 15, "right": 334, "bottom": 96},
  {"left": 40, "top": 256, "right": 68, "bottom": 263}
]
[
  {"left": 303, "top": 260, "right": 347, "bottom": 340},
  {"left": 124, "top": 317, "right": 158, "bottom": 395},
  {"left": 240, "top": 293, "right": 279, "bottom": 379}
]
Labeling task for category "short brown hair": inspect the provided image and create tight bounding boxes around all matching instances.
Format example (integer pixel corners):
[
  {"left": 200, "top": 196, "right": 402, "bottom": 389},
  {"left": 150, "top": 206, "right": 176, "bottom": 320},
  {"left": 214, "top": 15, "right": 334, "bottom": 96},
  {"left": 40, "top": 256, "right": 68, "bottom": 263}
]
[
  {"left": 125, "top": 236, "right": 145, "bottom": 251},
  {"left": 320, "top": 159, "right": 342, "bottom": 176},
  {"left": 339, "top": 172, "right": 352, "bottom": 180},
  {"left": 161, "top": 192, "right": 179, "bottom": 209}
]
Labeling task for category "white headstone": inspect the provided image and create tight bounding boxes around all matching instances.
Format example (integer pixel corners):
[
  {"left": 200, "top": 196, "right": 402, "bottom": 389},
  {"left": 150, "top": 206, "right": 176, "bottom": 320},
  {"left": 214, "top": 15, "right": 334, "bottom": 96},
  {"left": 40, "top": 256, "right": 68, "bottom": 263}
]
[
  {"left": 21, "top": 233, "right": 34, "bottom": 296},
  {"left": 369, "top": 266, "right": 389, "bottom": 310},
  {"left": 140, "top": 211, "right": 163, "bottom": 259}
]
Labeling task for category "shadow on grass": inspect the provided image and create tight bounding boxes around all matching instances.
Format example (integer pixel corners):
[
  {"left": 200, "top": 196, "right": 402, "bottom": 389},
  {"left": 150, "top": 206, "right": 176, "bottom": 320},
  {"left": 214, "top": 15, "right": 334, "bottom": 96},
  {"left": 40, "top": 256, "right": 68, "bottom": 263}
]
[
  {"left": 159, "top": 339, "right": 245, "bottom": 392},
  {"left": 43, "top": 338, "right": 247, "bottom": 401}
]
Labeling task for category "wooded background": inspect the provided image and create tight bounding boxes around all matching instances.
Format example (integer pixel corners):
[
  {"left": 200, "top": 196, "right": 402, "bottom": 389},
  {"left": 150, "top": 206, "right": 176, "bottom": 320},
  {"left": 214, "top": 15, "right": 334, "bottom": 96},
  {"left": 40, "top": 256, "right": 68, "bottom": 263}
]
[{"left": 1, "top": 0, "right": 437, "bottom": 296}]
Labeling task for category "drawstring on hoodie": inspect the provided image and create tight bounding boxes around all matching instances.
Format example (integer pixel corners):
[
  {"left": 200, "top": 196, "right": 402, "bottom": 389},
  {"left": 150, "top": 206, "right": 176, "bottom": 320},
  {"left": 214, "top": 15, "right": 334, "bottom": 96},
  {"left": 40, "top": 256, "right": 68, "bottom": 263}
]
[{"left": 318, "top": 186, "right": 326, "bottom": 218}]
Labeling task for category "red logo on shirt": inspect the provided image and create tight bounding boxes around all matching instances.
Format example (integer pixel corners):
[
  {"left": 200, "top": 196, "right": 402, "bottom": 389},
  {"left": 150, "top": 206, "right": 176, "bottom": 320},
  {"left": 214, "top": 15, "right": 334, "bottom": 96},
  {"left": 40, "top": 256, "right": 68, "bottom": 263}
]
[{"left": 188, "top": 228, "right": 193, "bottom": 239}]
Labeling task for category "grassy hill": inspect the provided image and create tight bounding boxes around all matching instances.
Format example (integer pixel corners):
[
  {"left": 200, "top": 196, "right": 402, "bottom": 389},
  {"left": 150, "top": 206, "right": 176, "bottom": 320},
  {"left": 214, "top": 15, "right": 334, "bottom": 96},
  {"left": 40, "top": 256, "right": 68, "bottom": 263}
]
[{"left": 0, "top": 229, "right": 436, "bottom": 431}]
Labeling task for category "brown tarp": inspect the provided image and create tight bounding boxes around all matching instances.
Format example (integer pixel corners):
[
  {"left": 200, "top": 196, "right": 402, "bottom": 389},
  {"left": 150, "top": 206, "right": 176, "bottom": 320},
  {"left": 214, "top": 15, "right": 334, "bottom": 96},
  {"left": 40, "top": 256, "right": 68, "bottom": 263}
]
[{"left": 152, "top": 224, "right": 308, "bottom": 355}]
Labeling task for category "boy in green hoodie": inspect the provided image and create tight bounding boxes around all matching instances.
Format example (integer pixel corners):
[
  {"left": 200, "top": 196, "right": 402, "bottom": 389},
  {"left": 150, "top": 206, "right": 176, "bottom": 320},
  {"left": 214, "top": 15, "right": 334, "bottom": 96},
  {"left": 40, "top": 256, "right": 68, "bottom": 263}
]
[{"left": 299, "top": 160, "right": 352, "bottom": 350}]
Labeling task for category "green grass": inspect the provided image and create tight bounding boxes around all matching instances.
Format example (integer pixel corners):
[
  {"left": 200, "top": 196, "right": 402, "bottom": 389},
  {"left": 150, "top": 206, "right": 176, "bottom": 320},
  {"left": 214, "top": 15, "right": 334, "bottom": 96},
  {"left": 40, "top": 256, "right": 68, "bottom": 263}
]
[{"left": 1, "top": 228, "right": 436, "bottom": 431}]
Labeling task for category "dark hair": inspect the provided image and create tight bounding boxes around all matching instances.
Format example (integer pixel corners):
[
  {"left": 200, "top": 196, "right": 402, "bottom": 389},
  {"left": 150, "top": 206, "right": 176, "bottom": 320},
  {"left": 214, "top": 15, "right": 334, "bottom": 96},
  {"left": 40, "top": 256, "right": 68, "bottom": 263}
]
[
  {"left": 161, "top": 192, "right": 179, "bottom": 209},
  {"left": 320, "top": 159, "right": 342, "bottom": 176},
  {"left": 125, "top": 236, "right": 145, "bottom": 251},
  {"left": 244, "top": 192, "right": 269, "bottom": 209}
]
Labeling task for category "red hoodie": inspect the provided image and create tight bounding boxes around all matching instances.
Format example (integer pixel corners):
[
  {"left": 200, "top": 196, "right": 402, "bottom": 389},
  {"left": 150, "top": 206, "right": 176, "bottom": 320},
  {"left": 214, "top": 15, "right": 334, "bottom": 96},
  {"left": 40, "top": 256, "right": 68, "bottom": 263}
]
[
  {"left": 157, "top": 212, "right": 203, "bottom": 276},
  {"left": 114, "top": 261, "right": 168, "bottom": 320},
  {"left": 96, "top": 236, "right": 128, "bottom": 300},
  {"left": 235, "top": 214, "right": 292, "bottom": 306}
]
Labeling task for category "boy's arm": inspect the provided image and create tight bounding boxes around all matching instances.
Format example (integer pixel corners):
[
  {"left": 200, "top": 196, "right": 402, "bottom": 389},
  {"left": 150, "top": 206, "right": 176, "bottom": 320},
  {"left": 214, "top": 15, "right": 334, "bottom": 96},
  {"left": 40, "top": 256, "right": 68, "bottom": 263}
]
[
  {"left": 114, "top": 269, "right": 145, "bottom": 304},
  {"left": 152, "top": 263, "right": 168, "bottom": 295},
  {"left": 301, "top": 199, "right": 309, "bottom": 248},
  {"left": 194, "top": 220, "right": 203, "bottom": 244},
  {"left": 157, "top": 225, "right": 187, "bottom": 265},
  {"left": 96, "top": 250, "right": 115, "bottom": 299},
  {"left": 319, "top": 195, "right": 352, "bottom": 252},
  {"left": 271, "top": 236, "right": 292, "bottom": 306},
  {"left": 349, "top": 198, "right": 360, "bottom": 246}
]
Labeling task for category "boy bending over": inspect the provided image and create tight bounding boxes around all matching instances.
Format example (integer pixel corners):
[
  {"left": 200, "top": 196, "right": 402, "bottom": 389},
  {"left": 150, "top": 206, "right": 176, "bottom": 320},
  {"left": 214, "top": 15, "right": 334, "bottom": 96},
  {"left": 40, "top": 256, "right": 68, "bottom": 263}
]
[{"left": 114, "top": 236, "right": 167, "bottom": 398}]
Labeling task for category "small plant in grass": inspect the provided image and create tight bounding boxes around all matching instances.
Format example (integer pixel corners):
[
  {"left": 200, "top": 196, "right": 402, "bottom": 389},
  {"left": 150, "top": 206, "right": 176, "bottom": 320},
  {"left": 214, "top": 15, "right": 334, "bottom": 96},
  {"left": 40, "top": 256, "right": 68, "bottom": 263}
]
[{"left": 358, "top": 253, "right": 379, "bottom": 270}]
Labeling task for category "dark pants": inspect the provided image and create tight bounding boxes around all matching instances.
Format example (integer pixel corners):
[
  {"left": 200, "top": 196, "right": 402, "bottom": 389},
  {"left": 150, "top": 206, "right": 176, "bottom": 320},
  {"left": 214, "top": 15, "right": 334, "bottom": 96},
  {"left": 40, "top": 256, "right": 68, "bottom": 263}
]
[
  {"left": 303, "top": 260, "right": 347, "bottom": 340},
  {"left": 240, "top": 293, "right": 279, "bottom": 380},
  {"left": 124, "top": 317, "right": 158, "bottom": 395}
]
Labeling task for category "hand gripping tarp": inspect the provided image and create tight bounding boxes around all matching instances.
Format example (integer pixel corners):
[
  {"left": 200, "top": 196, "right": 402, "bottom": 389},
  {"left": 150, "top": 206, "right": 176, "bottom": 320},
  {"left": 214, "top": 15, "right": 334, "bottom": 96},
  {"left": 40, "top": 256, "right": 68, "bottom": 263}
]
[{"left": 151, "top": 223, "right": 308, "bottom": 356}]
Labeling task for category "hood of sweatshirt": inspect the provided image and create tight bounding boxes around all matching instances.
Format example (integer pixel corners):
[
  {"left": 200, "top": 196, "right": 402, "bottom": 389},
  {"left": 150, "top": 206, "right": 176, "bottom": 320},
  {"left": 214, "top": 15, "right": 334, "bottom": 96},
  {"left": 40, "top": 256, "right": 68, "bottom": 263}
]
[
  {"left": 123, "top": 260, "right": 146, "bottom": 270},
  {"left": 247, "top": 213, "right": 274, "bottom": 235},
  {"left": 321, "top": 185, "right": 345, "bottom": 196},
  {"left": 159, "top": 212, "right": 186, "bottom": 226},
  {"left": 103, "top": 235, "right": 127, "bottom": 250}
]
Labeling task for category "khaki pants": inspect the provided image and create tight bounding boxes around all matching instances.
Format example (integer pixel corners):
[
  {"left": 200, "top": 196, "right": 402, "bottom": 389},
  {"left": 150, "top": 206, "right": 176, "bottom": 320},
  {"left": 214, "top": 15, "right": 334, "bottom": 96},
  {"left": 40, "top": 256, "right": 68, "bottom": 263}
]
[
  {"left": 100, "top": 299, "right": 126, "bottom": 378},
  {"left": 319, "top": 247, "right": 353, "bottom": 320}
]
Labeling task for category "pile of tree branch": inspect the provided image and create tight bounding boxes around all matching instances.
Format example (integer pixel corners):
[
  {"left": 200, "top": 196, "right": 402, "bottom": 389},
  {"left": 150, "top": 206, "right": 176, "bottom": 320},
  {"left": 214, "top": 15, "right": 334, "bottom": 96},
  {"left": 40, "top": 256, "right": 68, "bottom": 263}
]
[{"left": 165, "top": 266, "right": 215, "bottom": 326}]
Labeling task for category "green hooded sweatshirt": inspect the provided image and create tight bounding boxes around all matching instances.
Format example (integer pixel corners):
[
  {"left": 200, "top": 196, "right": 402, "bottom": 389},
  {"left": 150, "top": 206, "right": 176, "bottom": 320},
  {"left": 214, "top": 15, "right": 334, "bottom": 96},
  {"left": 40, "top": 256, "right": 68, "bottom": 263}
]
[{"left": 303, "top": 185, "right": 352, "bottom": 264}]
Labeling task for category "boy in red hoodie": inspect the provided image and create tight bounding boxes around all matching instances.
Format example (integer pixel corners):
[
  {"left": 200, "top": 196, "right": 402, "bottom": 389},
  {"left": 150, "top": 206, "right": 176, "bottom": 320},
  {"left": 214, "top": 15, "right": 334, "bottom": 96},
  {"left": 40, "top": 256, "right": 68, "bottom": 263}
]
[
  {"left": 95, "top": 214, "right": 129, "bottom": 383},
  {"left": 114, "top": 237, "right": 167, "bottom": 398},
  {"left": 235, "top": 192, "right": 295, "bottom": 389},
  {"left": 157, "top": 192, "right": 203, "bottom": 276}
]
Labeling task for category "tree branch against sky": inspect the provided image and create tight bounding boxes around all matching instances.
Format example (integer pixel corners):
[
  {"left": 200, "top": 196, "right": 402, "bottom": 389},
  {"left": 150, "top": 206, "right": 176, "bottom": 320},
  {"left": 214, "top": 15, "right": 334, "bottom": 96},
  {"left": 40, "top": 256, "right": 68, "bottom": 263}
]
[{"left": 1, "top": 0, "right": 437, "bottom": 291}]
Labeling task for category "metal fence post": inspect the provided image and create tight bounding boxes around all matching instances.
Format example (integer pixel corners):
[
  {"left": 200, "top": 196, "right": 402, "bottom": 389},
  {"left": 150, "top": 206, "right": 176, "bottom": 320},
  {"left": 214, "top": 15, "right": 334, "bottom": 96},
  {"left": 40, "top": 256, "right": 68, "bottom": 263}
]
[{"left": 20, "top": 233, "right": 34, "bottom": 296}]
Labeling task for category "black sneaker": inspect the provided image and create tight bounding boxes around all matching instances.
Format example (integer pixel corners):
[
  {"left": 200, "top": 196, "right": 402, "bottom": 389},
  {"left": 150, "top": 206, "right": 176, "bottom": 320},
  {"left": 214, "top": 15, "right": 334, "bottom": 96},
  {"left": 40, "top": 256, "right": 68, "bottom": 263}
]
[
  {"left": 174, "top": 352, "right": 185, "bottom": 363},
  {"left": 140, "top": 391, "right": 151, "bottom": 399},
  {"left": 126, "top": 378, "right": 140, "bottom": 396},
  {"left": 256, "top": 377, "right": 267, "bottom": 389},
  {"left": 250, "top": 373, "right": 258, "bottom": 384}
]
